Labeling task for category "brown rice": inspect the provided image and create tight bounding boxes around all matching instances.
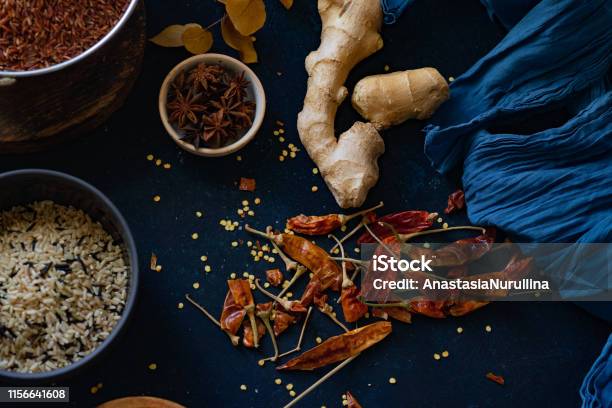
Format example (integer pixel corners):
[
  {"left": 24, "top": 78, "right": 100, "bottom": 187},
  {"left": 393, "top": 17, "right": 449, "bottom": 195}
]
[{"left": 0, "top": 201, "right": 129, "bottom": 373}]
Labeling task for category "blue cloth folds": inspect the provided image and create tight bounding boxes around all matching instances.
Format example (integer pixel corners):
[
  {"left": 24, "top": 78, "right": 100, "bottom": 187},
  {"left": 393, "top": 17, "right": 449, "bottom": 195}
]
[
  {"left": 582, "top": 335, "right": 612, "bottom": 408},
  {"left": 381, "top": 0, "right": 414, "bottom": 24}
]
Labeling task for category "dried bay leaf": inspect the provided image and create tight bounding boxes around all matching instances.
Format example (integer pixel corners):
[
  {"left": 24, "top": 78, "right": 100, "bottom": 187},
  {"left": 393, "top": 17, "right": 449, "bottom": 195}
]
[
  {"left": 150, "top": 24, "right": 202, "bottom": 47},
  {"left": 182, "top": 26, "right": 214, "bottom": 55},
  {"left": 225, "top": 0, "right": 266, "bottom": 36},
  {"left": 221, "top": 17, "right": 258, "bottom": 63}
]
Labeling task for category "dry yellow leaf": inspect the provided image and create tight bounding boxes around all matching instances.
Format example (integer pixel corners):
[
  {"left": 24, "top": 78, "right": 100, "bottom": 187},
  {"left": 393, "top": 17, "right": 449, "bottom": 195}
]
[
  {"left": 150, "top": 23, "right": 203, "bottom": 47},
  {"left": 225, "top": 0, "right": 266, "bottom": 36},
  {"left": 221, "top": 17, "right": 257, "bottom": 64},
  {"left": 182, "top": 26, "right": 214, "bottom": 55},
  {"left": 279, "top": 0, "right": 293, "bottom": 9}
]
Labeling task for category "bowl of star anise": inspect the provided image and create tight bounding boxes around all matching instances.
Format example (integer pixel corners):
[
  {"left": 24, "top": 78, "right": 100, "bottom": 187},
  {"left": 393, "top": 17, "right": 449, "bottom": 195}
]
[{"left": 159, "top": 54, "right": 265, "bottom": 157}]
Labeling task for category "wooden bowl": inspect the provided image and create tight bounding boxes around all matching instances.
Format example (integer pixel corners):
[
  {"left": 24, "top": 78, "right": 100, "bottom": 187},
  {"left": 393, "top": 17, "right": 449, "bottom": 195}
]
[{"left": 159, "top": 54, "right": 266, "bottom": 157}]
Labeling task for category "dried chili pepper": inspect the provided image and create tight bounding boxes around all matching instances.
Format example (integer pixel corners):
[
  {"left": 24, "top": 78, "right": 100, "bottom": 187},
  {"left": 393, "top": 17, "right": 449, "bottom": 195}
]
[
  {"left": 444, "top": 189, "right": 465, "bottom": 214},
  {"left": 346, "top": 391, "right": 364, "bottom": 408},
  {"left": 403, "top": 228, "right": 496, "bottom": 267},
  {"left": 461, "top": 255, "right": 533, "bottom": 298},
  {"left": 239, "top": 177, "right": 256, "bottom": 191},
  {"left": 329, "top": 234, "right": 367, "bottom": 323},
  {"left": 448, "top": 300, "right": 489, "bottom": 317},
  {"left": 246, "top": 225, "right": 342, "bottom": 291},
  {"left": 409, "top": 300, "right": 447, "bottom": 319},
  {"left": 254, "top": 279, "right": 307, "bottom": 313},
  {"left": 286, "top": 202, "right": 383, "bottom": 236},
  {"left": 219, "top": 290, "right": 245, "bottom": 345},
  {"left": 273, "top": 307, "right": 296, "bottom": 336},
  {"left": 357, "top": 210, "right": 436, "bottom": 244},
  {"left": 242, "top": 318, "right": 265, "bottom": 348},
  {"left": 256, "top": 302, "right": 278, "bottom": 360},
  {"left": 227, "top": 279, "right": 260, "bottom": 348},
  {"left": 486, "top": 372, "right": 505, "bottom": 385},
  {"left": 277, "top": 321, "right": 392, "bottom": 371},
  {"left": 266, "top": 268, "right": 284, "bottom": 287}
]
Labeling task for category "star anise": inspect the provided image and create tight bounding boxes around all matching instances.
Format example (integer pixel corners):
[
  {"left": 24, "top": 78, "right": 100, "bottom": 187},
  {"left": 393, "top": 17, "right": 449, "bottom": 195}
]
[
  {"left": 188, "top": 63, "right": 224, "bottom": 93},
  {"left": 223, "top": 71, "right": 249, "bottom": 101},
  {"left": 167, "top": 88, "right": 206, "bottom": 129},
  {"left": 229, "top": 100, "right": 256, "bottom": 128},
  {"left": 202, "top": 109, "right": 231, "bottom": 146}
]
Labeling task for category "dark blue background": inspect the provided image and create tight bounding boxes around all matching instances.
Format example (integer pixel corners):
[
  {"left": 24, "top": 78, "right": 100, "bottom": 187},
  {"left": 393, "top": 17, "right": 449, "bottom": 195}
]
[{"left": 1, "top": 0, "right": 610, "bottom": 406}]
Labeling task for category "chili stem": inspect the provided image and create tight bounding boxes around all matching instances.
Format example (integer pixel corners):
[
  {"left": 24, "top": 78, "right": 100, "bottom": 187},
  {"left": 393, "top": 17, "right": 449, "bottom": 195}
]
[
  {"left": 185, "top": 294, "right": 221, "bottom": 327},
  {"left": 270, "top": 238, "right": 297, "bottom": 272},
  {"left": 207, "top": 16, "right": 225, "bottom": 30},
  {"left": 360, "top": 300, "right": 411, "bottom": 309},
  {"left": 319, "top": 306, "right": 349, "bottom": 333},
  {"left": 341, "top": 201, "right": 384, "bottom": 224},
  {"left": 245, "top": 224, "right": 274, "bottom": 240},
  {"left": 399, "top": 226, "right": 485, "bottom": 241},
  {"left": 283, "top": 355, "right": 359, "bottom": 408},
  {"left": 254, "top": 279, "right": 295, "bottom": 311},
  {"left": 329, "top": 234, "right": 351, "bottom": 288},
  {"left": 245, "top": 305, "right": 260, "bottom": 348},
  {"left": 330, "top": 256, "right": 368, "bottom": 266},
  {"left": 329, "top": 221, "right": 366, "bottom": 254},
  {"left": 277, "top": 265, "right": 307, "bottom": 299},
  {"left": 257, "top": 310, "right": 278, "bottom": 361},
  {"left": 363, "top": 222, "right": 400, "bottom": 258},
  {"left": 263, "top": 306, "right": 312, "bottom": 362},
  {"left": 185, "top": 294, "right": 240, "bottom": 346}
]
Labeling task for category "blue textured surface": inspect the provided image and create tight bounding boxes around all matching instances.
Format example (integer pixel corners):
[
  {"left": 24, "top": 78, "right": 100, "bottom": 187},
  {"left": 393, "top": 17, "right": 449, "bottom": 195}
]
[{"left": 0, "top": 1, "right": 610, "bottom": 407}]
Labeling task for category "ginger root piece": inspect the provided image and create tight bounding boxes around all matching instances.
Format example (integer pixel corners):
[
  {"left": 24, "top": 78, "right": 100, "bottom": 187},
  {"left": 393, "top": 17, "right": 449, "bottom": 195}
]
[
  {"left": 297, "top": 0, "right": 385, "bottom": 209},
  {"left": 352, "top": 68, "right": 450, "bottom": 130}
]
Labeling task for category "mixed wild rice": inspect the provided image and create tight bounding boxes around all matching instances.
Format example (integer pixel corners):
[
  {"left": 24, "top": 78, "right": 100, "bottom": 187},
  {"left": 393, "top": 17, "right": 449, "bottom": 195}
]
[
  {"left": 0, "top": 201, "right": 129, "bottom": 373},
  {"left": 0, "top": 0, "right": 130, "bottom": 71}
]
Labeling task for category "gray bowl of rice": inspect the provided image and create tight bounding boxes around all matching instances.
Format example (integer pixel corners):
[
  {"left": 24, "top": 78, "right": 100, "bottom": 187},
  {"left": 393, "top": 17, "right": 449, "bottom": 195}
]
[{"left": 0, "top": 169, "right": 138, "bottom": 381}]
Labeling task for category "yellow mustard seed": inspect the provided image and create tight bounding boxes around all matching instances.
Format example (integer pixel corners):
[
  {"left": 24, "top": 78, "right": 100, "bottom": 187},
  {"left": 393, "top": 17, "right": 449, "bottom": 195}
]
[
  {"left": 153, "top": 195, "right": 161, "bottom": 202},
  {"left": 148, "top": 363, "right": 157, "bottom": 370},
  {"left": 254, "top": 198, "right": 261, "bottom": 205},
  {"left": 443, "top": 223, "right": 449, "bottom": 229},
  {"left": 146, "top": 154, "right": 154, "bottom": 161},
  {"left": 433, "top": 353, "right": 441, "bottom": 360},
  {"left": 290, "top": 390, "right": 296, "bottom": 397},
  {"left": 286, "top": 383, "right": 293, "bottom": 391},
  {"left": 311, "top": 186, "right": 319, "bottom": 192},
  {"left": 258, "top": 359, "right": 265, "bottom": 367},
  {"left": 90, "top": 386, "right": 98, "bottom": 394},
  {"left": 243, "top": 272, "right": 249, "bottom": 278},
  {"left": 178, "top": 302, "right": 184, "bottom": 309},
  {"left": 340, "top": 225, "right": 347, "bottom": 232},
  {"left": 200, "top": 255, "right": 208, "bottom": 262},
  {"left": 204, "top": 265, "right": 212, "bottom": 273},
  {"left": 279, "top": 136, "right": 285, "bottom": 142},
  {"left": 242, "top": 200, "right": 249, "bottom": 206},
  {"left": 231, "top": 241, "right": 238, "bottom": 247},
  {"left": 163, "top": 163, "right": 171, "bottom": 169},
  {"left": 274, "top": 130, "right": 280, "bottom": 136},
  {"left": 384, "top": 64, "right": 390, "bottom": 71},
  {"left": 230, "top": 272, "right": 237, "bottom": 279},
  {"left": 264, "top": 282, "right": 270, "bottom": 288},
  {"left": 442, "top": 350, "right": 449, "bottom": 358},
  {"left": 423, "top": 242, "right": 431, "bottom": 248},
  {"left": 279, "top": 155, "right": 285, "bottom": 162},
  {"left": 485, "top": 325, "right": 492, "bottom": 332},
  {"left": 236, "top": 155, "right": 242, "bottom": 161},
  {"left": 282, "top": 150, "right": 289, "bottom": 157},
  {"left": 193, "top": 282, "right": 200, "bottom": 289},
  {"left": 196, "top": 211, "right": 203, "bottom": 218},
  {"left": 275, "top": 378, "right": 282, "bottom": 385},
  {"left": 316, "top": 337, "right": 322, "bottom": 344},
  {"left": 290, "top": 152, "right": 296, "bottom": 158},
  {"left": 389, "top": 377, "right": 397, "bottom": 384},
  {"left": 155, "top": 265, "right": 162, "bottom": 272},
  {"left": 312, "top": 168, "right": 319, "bottom": 174},
  {"left": 457, "top": 327, "right": 464, "bottom": 334},
  {"left": 191, "top": 233, "right": 199, "bottom": 240},
  {"left": 449, "top": 76, "right": 455, "bottom": 82},
  {"left": 155, "top": 159, "right": 162, "bottom": 166},
  {"left": 437, "top": 217, "right": 443, "bottom": 223},
  {"left": 240, "top": 384, "right": 247, "bottom": 391},
  {"left": 279, "top": 129, "right": 285, "bottom": 134}
]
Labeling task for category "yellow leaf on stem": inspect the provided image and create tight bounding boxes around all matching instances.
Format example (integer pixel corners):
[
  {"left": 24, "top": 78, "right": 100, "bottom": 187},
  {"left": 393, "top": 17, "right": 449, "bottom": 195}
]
[
  {"left": 221, "top": 17, "right": 258, "bottom": 64},
  {"left": 182, "top": 26, "right": 214, "bottom": 55},
  {"left": 225, "top": 0, "right": 266, "bottom": 36}
]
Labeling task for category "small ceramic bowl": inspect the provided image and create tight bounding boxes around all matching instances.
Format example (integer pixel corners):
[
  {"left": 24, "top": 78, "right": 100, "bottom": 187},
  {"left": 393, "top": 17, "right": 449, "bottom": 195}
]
[{"left": 159, "top": 54, "right": 266, "bottom": 157}]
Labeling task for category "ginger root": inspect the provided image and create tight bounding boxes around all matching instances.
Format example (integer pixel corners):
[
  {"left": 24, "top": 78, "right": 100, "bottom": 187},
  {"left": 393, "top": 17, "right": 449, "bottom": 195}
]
[
  {"left": 297, "top": 0, "right": 385, "bottom": 209},
  {"left": 297, "top": 0, "right": 450, "bottom": 208},
  {"left": 352, "top": 68, "right": 450, "bottom": 130}
]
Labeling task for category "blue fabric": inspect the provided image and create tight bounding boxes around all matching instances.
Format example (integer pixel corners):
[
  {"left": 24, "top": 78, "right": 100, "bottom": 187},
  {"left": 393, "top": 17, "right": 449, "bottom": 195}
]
[
  {"left": 582, "top": 335, "right": 612, "bottom": 408},
  {"left": 419, "top": 0, "right": 611, "bottom": 406},
  {"left": 381, "top": 0, "right": 414, "bottom": 24},
  {"left": 479, "top": 0, "right": 538, "bottom": 29}
]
